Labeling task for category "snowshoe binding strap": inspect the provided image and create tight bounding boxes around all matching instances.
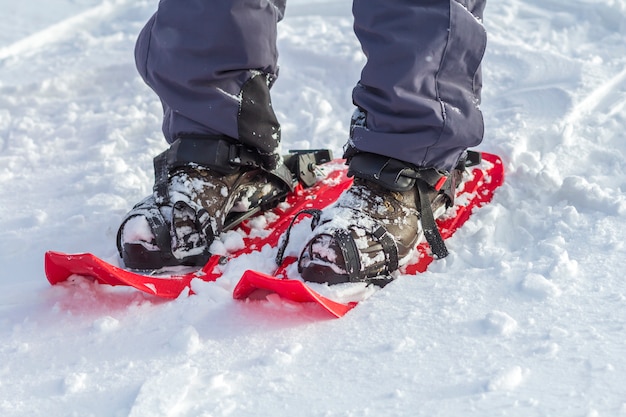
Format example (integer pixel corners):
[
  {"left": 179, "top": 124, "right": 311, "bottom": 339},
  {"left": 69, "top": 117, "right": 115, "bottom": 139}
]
[
  {"left": 275, "top": 208, "right": 323, "bottom": 265},
  {"left": 279, "top": 208, "right": 398, "bottom": 287},
  {"left": 152, "top": 136, "right": 333, "bottom": 232},
  {"left": 153, "top": 137, "right": 333, "bottom": 201},
  {"left": 346, "top": 151, "right": 478, "bottom": 259},
  {"left": 153, "top": 136, "right": 293, "bottom": 200}
]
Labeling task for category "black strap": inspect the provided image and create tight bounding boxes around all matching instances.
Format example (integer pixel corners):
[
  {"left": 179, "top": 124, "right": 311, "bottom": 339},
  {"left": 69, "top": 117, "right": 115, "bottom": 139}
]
[
  {"left": 276, "top": 209, "right": 396, "bottom": 283},
  {"left": 327, "top": 222, "right": 402, "bottom": 283},
  {"left": 372, "top": 225, "right": 399, "bottom": 272},
  {"left": 275, "top": 209, "right": 322, "bottom": 265},
  {"left": 464, "top": 150, "right": 482, "bottom": 168},
  {"left": 153, "top": 151, "right": 170, "bottom": 202},
  {"left": 291, "top": 219, "right": 399, "bottom": 284},
  {"left": 332, "top": 228, "right": 362, "bottom": 282},
  {"left": 169, "top": 135, "right": 262, "bottom": 174},
  {"left": 153, "top": 137, "right": 334, "bottom": 203},
  {"left": 417, "top": 180, "right": 449, "bottom": 259}
]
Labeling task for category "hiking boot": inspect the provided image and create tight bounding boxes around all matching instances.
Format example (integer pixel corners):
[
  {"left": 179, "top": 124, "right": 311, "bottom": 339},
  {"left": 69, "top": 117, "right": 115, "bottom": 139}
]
[
  {"left": 117, "top": 137, "right": 293, "bottom": 270},
  {"left": 297, "top": 151, "right": 473, "bottom": 286}
]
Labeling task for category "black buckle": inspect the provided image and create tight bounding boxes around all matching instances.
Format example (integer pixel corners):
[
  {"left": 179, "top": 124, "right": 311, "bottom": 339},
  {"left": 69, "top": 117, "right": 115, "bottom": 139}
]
[{"left": 284, "top": 149, "right": 333, "bottom": 187}]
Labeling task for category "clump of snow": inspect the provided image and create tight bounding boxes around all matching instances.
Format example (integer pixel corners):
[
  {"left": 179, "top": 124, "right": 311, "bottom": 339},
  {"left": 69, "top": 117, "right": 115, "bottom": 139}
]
[
  {"left": 520, "top": 273, "right": 563, "bottom": 299},
  {"left": 487, "top": 366, "right": 527, "bottom": 392},
  {"left": 482, "top": 310, "right": 518, "bottom": 336},
  {"left": 209, "top": 230, "right": 246, "bottom": 255}
]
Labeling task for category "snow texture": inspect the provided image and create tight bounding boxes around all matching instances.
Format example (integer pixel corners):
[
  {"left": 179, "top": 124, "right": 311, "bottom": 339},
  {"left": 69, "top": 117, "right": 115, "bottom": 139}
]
[{"left": 2, "top": 0, "right": 626, "bottom": 416}]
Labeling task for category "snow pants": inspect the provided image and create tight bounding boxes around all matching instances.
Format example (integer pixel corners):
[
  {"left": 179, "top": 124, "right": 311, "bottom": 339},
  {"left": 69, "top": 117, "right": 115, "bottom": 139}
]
[{"left": 135, "top": 0, "right": 486, "bottom": 172}]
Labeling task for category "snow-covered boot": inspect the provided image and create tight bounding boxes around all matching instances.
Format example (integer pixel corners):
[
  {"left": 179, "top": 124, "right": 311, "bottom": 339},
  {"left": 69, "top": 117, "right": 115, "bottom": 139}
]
[
  {"left": 117, "top": 136, "right": 295, "bottom": 270},
  {"left": 297, "top": 151, "right": 477, "bottom": 286}
]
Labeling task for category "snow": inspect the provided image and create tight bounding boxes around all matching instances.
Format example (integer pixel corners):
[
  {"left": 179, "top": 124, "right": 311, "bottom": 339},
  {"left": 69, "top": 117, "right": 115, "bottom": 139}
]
[{"left": 1, "top": 0, "right": 626, "bottom": 416}]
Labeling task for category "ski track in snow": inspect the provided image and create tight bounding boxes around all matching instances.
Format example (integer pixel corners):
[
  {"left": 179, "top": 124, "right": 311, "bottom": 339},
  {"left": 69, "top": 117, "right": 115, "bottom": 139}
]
[{"left": 1, "top": 0, "right": 626, "bottom": 416}]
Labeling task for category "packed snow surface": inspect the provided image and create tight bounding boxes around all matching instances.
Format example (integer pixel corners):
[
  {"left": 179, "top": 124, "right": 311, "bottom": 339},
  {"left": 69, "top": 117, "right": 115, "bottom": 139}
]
[{"left": 1, "top": 0, "right": 626, "bottom": 416}]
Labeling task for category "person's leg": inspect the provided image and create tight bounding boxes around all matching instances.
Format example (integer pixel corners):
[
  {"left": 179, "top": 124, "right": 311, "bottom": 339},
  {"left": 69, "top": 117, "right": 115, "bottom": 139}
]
[
  {"left": 118, "top": 0, "right": 292, "bottom": 269},
  {"left": 135, "top": 0, "right": 286, "bottom": 169},
  {"left": 349, "top": 0, "right": 486, "bottom": 172},
  {"left": 299, "top": 0, "right": 487, "bottom": 284}
]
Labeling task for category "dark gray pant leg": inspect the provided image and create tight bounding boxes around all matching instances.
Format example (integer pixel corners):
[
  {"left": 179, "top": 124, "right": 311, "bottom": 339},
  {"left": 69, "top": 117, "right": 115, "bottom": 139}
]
[
  {"left": 350, "top": 0, "right": 487, "bottom": 172},
  {"left": 135, "top": 0, "right": 286, "bottom": 169}
]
